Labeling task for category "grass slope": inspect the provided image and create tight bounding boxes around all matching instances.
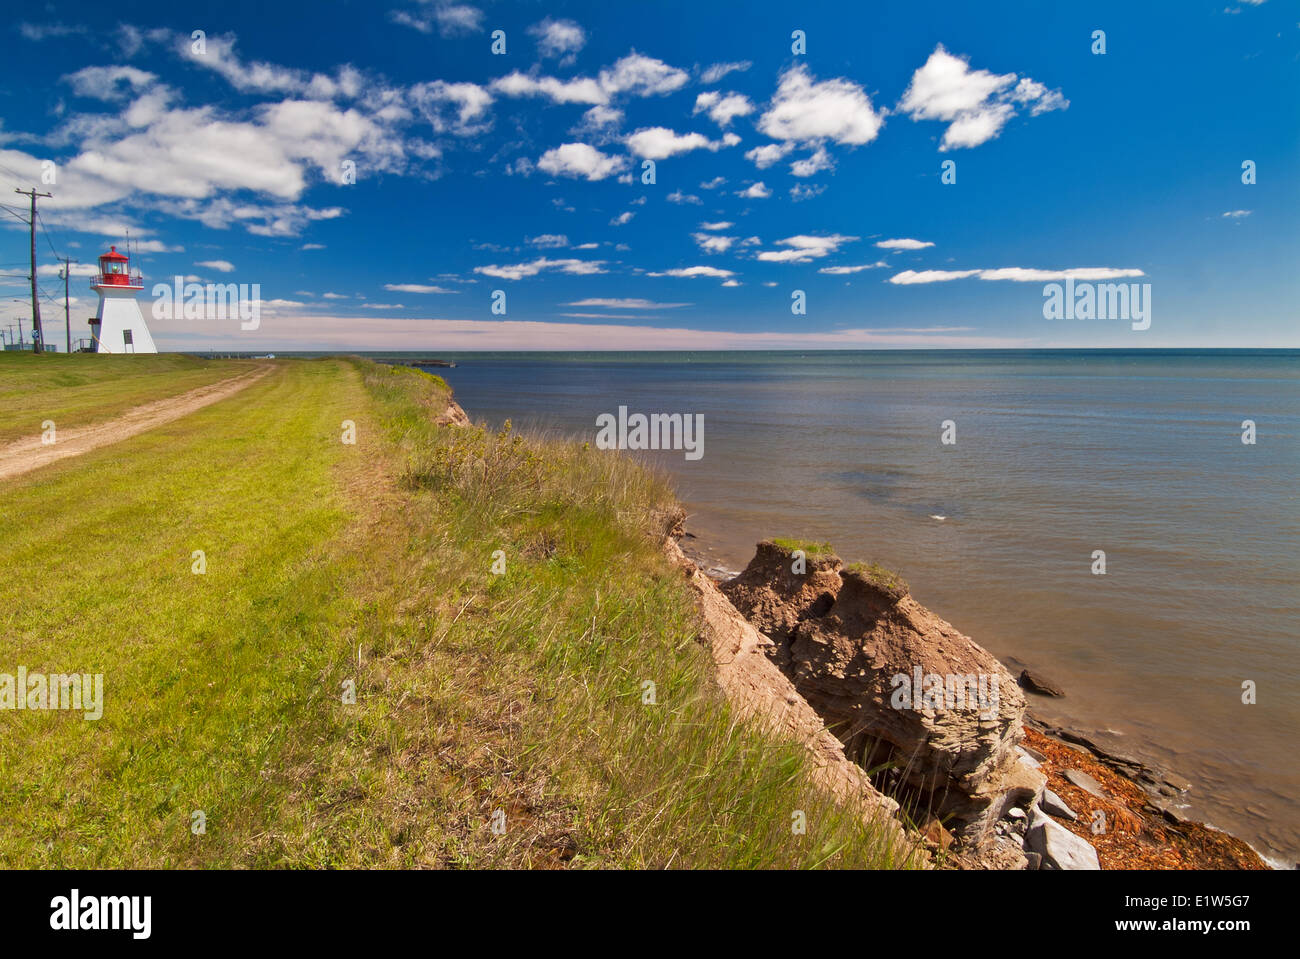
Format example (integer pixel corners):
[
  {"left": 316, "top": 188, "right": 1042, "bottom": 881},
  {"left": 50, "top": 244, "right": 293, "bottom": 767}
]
[{"left": 0, "top": 357, "right": 910, "bottom": 869}]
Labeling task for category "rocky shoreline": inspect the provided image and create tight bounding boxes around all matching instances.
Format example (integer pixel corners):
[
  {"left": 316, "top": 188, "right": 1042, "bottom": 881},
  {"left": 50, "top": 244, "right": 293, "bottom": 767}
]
[{"left": 676, "top": 534, "right": 1269, "bottom": 870}]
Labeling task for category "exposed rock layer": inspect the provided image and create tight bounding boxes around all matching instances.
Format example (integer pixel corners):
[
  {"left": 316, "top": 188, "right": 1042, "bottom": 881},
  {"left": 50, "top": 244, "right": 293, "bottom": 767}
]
[
  {"left": 1019, "top": 668, "right": 1065, "bottom": 697},
  {"left": 722, "top": 540, "right": 1044, "bottom": 845},
  {"left": 435, "top": 398, "right": 471, "bottom": 428},
  {"left": 662, "top": 537, "right": 923, "bottom": 865}
]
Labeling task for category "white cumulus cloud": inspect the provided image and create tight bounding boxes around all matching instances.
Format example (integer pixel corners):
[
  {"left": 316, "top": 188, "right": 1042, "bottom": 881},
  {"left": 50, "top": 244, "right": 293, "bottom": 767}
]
[
  {"left": 529, "top": 18, "right": 586, "bottom": 59},
  {"left": 693, "top": 232, "right": 737, "bottom": 254},
  {"left": 790, "top": 146, "right": 834, "bottom": 177},
  {"left": 877, "top": 238, "right": 935, "bottom": 250},
  {"left": 474, "top": 257, "right": 609, "bottom": 280},
  {"left": 757, "top": 234, "right": 859, "bottom": 263},
  {"left": 598, "top": 53, "right": 689, "bottom": 97},
  {"left": 745, "top": 142, "right": 794, "bottom": 169},
  {"left": 625, "top": 127, "right": 739, "bottom": 160},
  {"left": 409, "top": 80, "right": 493, "bottom": 136},
  {"left": 898, "top": 44, "right": 1067, "bottom": 151},
  {"left": 757, "top": 65, "right": 885, "bottom": 146},
  {"left": 693, "top": 91, "right": 755, "bottom": 128},
  {"left": 647, "top": 265, "right": 736, "bottom": 278},
  {"left": 491, "top": 72, "right": 607, "bottom": 105},
  {"left": 391, "top": 2, "right": 485, "bottom": 37},
  {"left": 537, "top": 142, "right": 628, "bottom": 180},
  {"left": 527, "top": 234, "right": 569, "bottom": 248}
]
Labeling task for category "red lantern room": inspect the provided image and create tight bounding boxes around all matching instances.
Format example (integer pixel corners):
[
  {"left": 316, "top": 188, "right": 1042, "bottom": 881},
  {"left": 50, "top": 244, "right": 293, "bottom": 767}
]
[{"left": 91, "top": 245, "right": 143, "bottom": 290}]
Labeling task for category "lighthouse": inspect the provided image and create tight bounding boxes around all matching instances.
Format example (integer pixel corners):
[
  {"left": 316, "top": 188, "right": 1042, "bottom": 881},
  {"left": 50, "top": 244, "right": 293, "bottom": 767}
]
[{"left": 90, "top": 245, "right": 156, "bottom": 353}]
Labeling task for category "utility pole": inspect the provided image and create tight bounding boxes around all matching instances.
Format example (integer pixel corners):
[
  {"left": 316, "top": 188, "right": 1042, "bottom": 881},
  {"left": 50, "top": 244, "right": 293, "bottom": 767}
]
[
  {"left": 58, "top": 256, "right": 77, "bottom": 354},
  {"left": 14, "top": 188, "right": 53, "bottom": 354}
]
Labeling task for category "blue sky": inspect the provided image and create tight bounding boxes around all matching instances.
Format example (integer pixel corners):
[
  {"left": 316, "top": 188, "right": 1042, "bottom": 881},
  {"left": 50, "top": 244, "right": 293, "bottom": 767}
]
[{"left": 0, "top": 0, "right": 1296, "bottom": 350}]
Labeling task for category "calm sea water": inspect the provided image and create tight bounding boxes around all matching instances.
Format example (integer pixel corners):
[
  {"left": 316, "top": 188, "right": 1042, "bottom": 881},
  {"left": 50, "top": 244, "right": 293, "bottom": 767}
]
[{"left": 426, "top": 350, "right": 1300, "bottom": 866}]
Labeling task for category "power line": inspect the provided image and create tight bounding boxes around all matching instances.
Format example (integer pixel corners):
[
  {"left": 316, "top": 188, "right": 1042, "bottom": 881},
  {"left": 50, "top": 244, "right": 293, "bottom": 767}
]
[
  {"left": 0, "top": 159, "right": 31, "bottom": 182},
  {"left": 36, "top": 209, "right": 62, "bottom": 260}
]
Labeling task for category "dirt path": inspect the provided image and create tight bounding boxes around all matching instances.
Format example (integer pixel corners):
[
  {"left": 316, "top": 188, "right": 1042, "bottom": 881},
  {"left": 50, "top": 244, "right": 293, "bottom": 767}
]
[{"left": 0, "top": 366, "right": 272, "bottom": 482}]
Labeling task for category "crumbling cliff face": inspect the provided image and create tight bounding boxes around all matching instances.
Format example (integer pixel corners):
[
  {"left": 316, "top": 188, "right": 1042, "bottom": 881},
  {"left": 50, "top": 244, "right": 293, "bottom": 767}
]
[
  {"left": 662, "top": 538, "right": 923, "bottom": 866},
  {"left": 719, "top": 540, "right": 842, "bottom": 668},
  {"left": 722, "top": 541, "right": 1044, "bottom": 851},
  {"left": 435, "top": 398, "right": 472, "bottom": 428}
]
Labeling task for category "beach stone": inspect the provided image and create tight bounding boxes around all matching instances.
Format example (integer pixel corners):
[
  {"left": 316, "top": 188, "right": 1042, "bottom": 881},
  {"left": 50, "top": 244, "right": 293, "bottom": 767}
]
[
  {"left": 1016, "top": 746, "right": 1042, "bottom": 769},
  {"left": 1019, "top": 668, "right": 1065, "bottom": 697},
  {"left": 1056, "top": 728, "right": 1101, "bottom": 751},
  {"left": 959, "top": 835, "right": 1028, "bottom": 870},
  {"left": 1041, "top": 789, "right": 1078, "bottom": 821},
  {"left": 922, "top": 817, "right": 954, "bottom": 851},
  {"left": 1146, "top": 800, "right": 1192, "bottom": 825},
  {"left": 1024, "top": 851, "right": 1042, "bottom": 870},
  {"left": 953, "top": 755, "right": 1046, "bottom": 847},
  {"left": 1019, "top": 744, "right": 1047, "bottom": 763},
  {"left": 1064, "top": 768, "right": 1106, "bottom": 799},
  {"left": 1026, "top": 807, "right": 1100, "bottom": 870}
]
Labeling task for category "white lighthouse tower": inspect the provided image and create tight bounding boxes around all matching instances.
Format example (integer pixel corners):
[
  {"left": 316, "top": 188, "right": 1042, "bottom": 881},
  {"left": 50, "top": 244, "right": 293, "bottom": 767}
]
[{"left": 90, "top": 245, "right": 156, "bottom": 353}]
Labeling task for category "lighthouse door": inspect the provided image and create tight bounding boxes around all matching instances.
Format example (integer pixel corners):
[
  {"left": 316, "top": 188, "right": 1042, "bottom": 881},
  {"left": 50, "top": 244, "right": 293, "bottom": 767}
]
[{"left": 122, "top": 329, "right": 134, "bottom": 354}]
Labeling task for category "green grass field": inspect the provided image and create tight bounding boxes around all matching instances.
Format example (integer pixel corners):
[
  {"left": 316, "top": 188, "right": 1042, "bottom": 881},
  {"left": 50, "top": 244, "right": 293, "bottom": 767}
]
[
  {"left": 0, "top": 357, "right": 911, "bottom": 868},
  {"left": 0, "top": 352, "right": 256, "bottom": 444}
]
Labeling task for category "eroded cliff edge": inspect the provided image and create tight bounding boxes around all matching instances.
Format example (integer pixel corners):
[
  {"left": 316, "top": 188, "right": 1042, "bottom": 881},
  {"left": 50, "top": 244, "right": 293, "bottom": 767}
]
[{"left": 717, "top": 540, "right": 1046, "bottom": 867}]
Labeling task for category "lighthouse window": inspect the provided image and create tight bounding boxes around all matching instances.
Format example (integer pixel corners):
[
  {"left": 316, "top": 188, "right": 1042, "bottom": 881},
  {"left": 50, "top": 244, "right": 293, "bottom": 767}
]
[{"left": 123, "top": 330, "right": 133, "bottom": 345}]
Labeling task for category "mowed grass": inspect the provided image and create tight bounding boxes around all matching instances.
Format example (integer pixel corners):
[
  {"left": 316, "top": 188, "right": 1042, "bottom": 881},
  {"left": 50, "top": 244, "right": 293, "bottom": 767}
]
[
  {"left": 0, "top": 357, "right": 914, "bottom": 869},
  {"left": 0, "top": 358, "right": 369, "bottom": 866},
  {"left": 0, "top": 352, "right": 256, "bottom": 444}
]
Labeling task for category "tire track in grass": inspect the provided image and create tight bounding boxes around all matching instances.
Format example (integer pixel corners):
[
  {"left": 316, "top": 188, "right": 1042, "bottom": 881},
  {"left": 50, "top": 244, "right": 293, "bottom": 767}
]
[{"left": 0, "top": 366, "right": 272, "bottom": 482}]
